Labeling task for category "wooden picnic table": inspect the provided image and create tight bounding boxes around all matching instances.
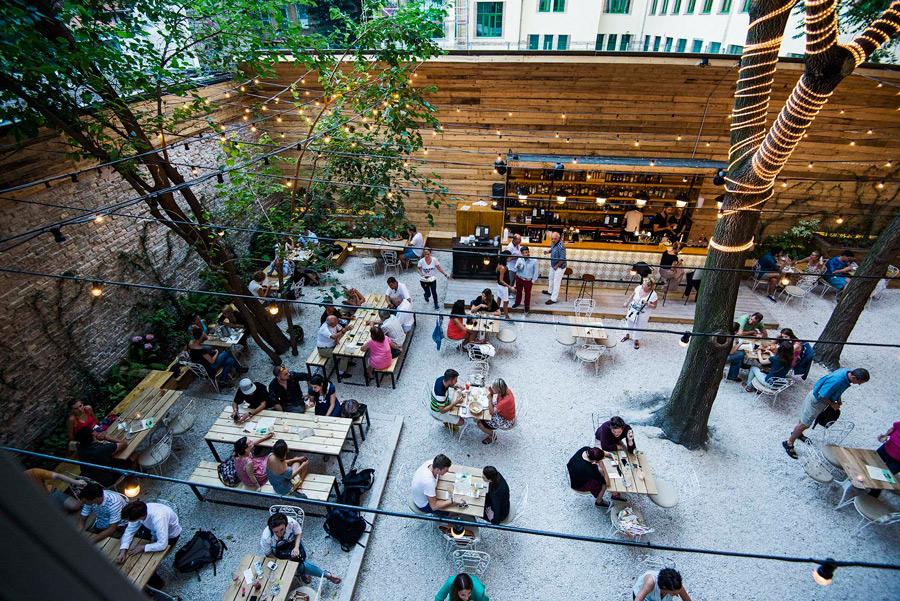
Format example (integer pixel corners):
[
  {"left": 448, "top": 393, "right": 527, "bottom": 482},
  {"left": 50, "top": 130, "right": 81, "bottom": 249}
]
[
  {"left": 204, "top": 406, "right": 356, "bottom": 477},
  {"left": 96, "top": 535, "right": 169, "bottom": 589},
  {"left": 465, "top": 312, "right": 500, "bottom": 335},
  {"left": 114, "top": 371, "right": 173, "bottom": 413},
  {"left": 448, "top": 386, "right": 493, "bottom": 421},
  {"left": 349, "top": 236, "right": 403, "bottom": 254},
  {"left": 286, "top": 247, "right": 314, "bottom": 263},
  {"left": 568, "top": 315, "right": 608, "bottom": 342},
  {"left": 602, "top": 450, "right": 658, "bottom": 495},
  {"left": 204, "top": 324, "right": 244, "bottom": 350},
  {"left": 104, "top": 387, "right": 182, "bottom": 460},
  {"left": 223, "top": 555, "right": 299, "bottom": 601},
  {"left": 829, "top": 446, "right": 900, "bottom": 492},
  {"left": 333, "top": 293, "right": 390, "bottom": 384},
  {"left": 435, "top": 464, "right": 487, "bottom": 519}
]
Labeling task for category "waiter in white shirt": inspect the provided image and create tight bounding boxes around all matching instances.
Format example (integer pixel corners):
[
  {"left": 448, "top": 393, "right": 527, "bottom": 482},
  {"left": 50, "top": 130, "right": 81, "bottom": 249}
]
[{"left": 623, "top": 206, "right": 644, "bottom": 241}]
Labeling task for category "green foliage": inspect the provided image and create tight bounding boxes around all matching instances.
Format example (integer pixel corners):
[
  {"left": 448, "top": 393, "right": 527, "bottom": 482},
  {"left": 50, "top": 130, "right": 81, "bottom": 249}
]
[{"left": 762, "top": 218, "right": 821, "bottom": 257}]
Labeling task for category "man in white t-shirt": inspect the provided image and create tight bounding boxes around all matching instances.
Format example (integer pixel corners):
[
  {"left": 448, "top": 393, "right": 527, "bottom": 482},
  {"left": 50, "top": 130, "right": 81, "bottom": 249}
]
[
  {"left": 416, "top": 247, "right": 450, "bottom": 310},
  {"left": 404, "top": 224, "right": 425, "bottom": 262},
  {"left": 396, "top": 298, "right": 414, "bottom": 333},
  {"left": 386, "top": 277, "right": 411, "bottom": 308},
  {"left": 410, "top": 454, "right": 462, "bottom": 514},
  {"left": 316, "top": 315, "right": 351, "bottom": 379},
  {"left": 623, "top": 207, "right": 644, "bottom": 241},
  {"left": 505, "top": 233, "right": 523, "bottom": 278}
]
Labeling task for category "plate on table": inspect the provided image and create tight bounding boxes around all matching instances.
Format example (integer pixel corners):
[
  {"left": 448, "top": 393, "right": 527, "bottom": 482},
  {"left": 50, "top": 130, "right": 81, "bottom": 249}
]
[{"left": 468, "top": 400, "right": 484, "bottom": 414}]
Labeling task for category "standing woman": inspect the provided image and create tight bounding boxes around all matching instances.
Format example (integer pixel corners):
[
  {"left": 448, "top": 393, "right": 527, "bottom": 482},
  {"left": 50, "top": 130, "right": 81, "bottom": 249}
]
[
  {"left": 417, "top": 247, "right": 450, "bottom": 310},
  {"left": 307, "top": 374, "right": 341, "bottom": 417},
  {"left": 434, "top": 573, "right": 489, "bottom": 601},
  {"left": 622, "top": 277, "right": 658, "bottom": 349},
  {"left": 495, "top": 250, "right": 515, "bottom": 319}
]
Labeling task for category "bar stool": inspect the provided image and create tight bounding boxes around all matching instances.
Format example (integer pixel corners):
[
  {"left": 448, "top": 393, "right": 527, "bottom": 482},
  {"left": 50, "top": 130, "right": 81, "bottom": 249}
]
[
  {"left": 563, "top": 267, "right": 574, "bottom": 301},
  {"left": 578, "top": 273, "right": 596, "bottom": 299}
]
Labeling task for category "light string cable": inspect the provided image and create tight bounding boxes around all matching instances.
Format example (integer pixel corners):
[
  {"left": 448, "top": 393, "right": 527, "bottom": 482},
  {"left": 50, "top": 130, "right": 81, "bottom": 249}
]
[
  {"left": 4, "top": 448, "right": 899, "bottom": 573},
  {"left": 0, "top": 266, "right": 898, "bottom": 348}
]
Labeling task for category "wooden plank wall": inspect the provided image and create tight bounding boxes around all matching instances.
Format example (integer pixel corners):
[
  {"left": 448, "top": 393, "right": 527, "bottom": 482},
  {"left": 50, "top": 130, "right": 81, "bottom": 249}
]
[{"left": 267, "top": 55, "right": 900, "bottom": 240}]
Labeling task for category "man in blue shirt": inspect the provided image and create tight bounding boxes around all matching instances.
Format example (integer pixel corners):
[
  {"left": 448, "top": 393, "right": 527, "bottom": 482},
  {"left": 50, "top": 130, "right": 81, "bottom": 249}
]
[
  {"left": 512, "top": 246, "right": 539, "bottom": 315},
  {"left": 783, "top": 367, "right": 870, "bottom": 458},
  {"left": 754, "top": 246, "right": 783, "bottom": 302},
  {"left": 823, "top": 250, "right": 855, "bottom": 290},
  {"left": 543, "top": 231, "right": 567, "bottom": 305}
]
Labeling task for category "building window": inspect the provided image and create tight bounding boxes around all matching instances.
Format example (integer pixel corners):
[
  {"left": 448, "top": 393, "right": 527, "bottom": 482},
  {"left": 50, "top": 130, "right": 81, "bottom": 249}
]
[
  {"left": 708, "top": 41, "right": 721, "bottom": 53},
  {"left": 660, "top": 0, "right": 669, "bottom": 13},
  {"left": 686, "top": 0, "right": 696, "bottom": 13},
  {"left": 740, "top": 0, "right": 751, "bottom": 11},
  {"left": 653, "top": 36, "right": 661, "bottom": 51},
  {"left": 543, "top": 34, "right": 554, "bottom": 49},
  {"left": 620, "top": 33, "right": 632, "bottom": 51},
  {"left": 475, "top": 2, "right": 503, "bottom": 37},
  {"left": 557, "top": 34, "right": 569, "bottom": 50},
  {"left": 727, "top": 44, "right": 742, "bottom": 54},
  {"left": 676, "top": 38, "right": 687, "bottom": 52},
  {"left": 701, "top": 0, "right": 713, "bottom": 13},
  {"left": 596, "top": 34, "right": 605, "bottom": 50},
  {"left": 605, "top": 0, "right": 631, "bottom": 14},
  {"left": 606, "top": 34, "right": 618, "bottom": 51},
  {"left": 539, "top": 0, "right": 566, "bottom": 12},
  {"left": 664, "top": 37, "right": 673, "bottom": 52},
  {"left": 672, "top": 0, "right": 682, "bottom": 13},
  {"left": 643, "top": 35, "right": 650, "bottom": 51},
  {"left": 719, "top": 0, "right": 732, "bottom": 12},
  {"left": 650, "top": 0, "right": 658, "bottom": 14},
  {"left": 528, "top": 34, "right": 540, "bottom": 50},
  {"left": 692, "top": 38, "right": 703, "bottom": 52}
]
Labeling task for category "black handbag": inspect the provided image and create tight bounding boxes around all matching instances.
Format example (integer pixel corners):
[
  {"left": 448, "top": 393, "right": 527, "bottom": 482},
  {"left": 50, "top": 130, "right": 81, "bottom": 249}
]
[
  {"left": 274, "top": 538, "right": 307, "bottom": 563},
  {"left": 814, "top": 404, "right": 841, "bottom": 428}
]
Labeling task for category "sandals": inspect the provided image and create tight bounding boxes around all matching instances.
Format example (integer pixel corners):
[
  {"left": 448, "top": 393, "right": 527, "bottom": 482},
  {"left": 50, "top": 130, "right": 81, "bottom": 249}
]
[
  {"left": 621, "top": 334, "right": 631, "bottom": 342},
  {"left": 634, "top": 341, "right": 640, "bottom": 349},
  {"left": 482, "top": 434, "right": 496, "bottom": 445},
  {"left": 782, "top": 441, "right": 798, "bottom": 459},
  {"left": 325, "top": 573, "right": 342, "bottom": 584}
]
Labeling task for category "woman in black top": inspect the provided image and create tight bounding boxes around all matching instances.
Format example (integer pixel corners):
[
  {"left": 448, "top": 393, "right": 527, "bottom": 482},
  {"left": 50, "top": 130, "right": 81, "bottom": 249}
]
[
  {"left": 659, "top": 242, "right": 685, "bottom": 290},
  {"left": 495, "top": 250, "right": 515, "bottom": 318},
  {"left": 482, "top": 466, "right": 510, "bottom": 525},
  {"left": 566, "top": 446, "right": 609, "bottom": 507},
  {"left": 470, "top": 289, "right": 500, "bottom": 315}
]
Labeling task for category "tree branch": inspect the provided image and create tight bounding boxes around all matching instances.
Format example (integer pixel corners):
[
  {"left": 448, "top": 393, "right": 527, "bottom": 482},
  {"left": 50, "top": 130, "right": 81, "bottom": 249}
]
[{"left": 842, "top": 1, "right": 900, "bottom": 65}]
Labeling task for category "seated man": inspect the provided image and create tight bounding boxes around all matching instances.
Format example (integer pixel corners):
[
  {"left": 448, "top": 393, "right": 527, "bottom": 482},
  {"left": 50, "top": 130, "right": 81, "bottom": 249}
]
[
  {"left": 378, "top": 308, "right": 406, "bottom": 346},
  {"left": 396, "top": 298, "right": 415, "bottom": 333},
  {"left": 567, "top": 445, "right": 609, "bottom": 508},
  {"left": 736, "top": 312, "right": 766, "bottom": 338},
  {"left": 429, "top": 369, "right": 464, "bottom": 426},
  {"left": 343, "top": 287, "right": 366, "bottom": 309},
  {"left": 386, "top": 277, "right": 411, "bottom": 308},
  {"left": 404, "top": 224, "right": 425, "bottom": 263},
  {"left": 823, "top": 250, "right": 855, "bottom": 290},
  {"left": 410, "top": 454, "right": 463, "bottom": 514},
  {"left": 233, "top": 378, "right": 277, "bottom": 422},
  {"left": 188, "top": 326, "right": 245, "bottom": 386},
  {"left": 77, "top": 482, "right": 126, "bottom": 543},
  {"left": 268, "top": 365, "right": 310, "bottom": 413},
  {"left": 266, "top": 257, "right": 294, "bottom": 281},
  {"left": 724, "top": 322, "right": 746, "bottom": 382},
  {"left": 117, "top": 501, "right": 182, "bottom": 564},
  {"left": 754, "top": 246, "right": 784, "bottom": 302},
  {"left": 248, "top": 271, "right": 272, "bottom": 298},
  {"left": 25, "top": 468, "right": 86, "bottom": 513},
  {"left": 298, "top": 228, "right": 319, "bottom": 247}
]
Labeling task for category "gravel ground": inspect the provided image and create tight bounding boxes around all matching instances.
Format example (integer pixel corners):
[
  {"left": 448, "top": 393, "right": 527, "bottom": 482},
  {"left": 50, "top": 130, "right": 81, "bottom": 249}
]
[{"left": 152, "top": 253, "right": 899, "bottom": 600}]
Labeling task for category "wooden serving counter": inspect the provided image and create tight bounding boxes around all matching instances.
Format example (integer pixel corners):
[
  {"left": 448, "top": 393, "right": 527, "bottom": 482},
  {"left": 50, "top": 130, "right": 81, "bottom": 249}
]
[{"left": 518, "top": 239, "right": 709, "bottom": 256}]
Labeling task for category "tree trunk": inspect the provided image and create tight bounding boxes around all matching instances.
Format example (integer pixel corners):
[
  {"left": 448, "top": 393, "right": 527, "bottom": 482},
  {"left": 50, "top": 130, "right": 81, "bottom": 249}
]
[{"left": 814, "top": 210, "right": 900, "bottom": 369}]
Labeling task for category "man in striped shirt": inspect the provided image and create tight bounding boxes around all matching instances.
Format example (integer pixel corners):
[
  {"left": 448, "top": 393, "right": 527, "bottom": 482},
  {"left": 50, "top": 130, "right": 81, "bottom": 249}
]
[
  {"left": 77, "top": 482, "right": 126, "bottom": 542},
  {"left": 429, "top": 369, "right": 464, "bottom": 426}
]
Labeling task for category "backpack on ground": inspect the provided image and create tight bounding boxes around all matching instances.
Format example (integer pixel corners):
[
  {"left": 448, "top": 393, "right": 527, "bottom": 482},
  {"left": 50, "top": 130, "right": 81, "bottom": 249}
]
[
  {"left": 217, "top": 455, "right": 240, "bottom": 487},
  {"left": 340, "top": 468, "right": 375, "bottom": 506},
  {"left": 323, "top": 506, "right": 368, "bottom": 552},
  {"left": 174, "top": 530, "right": 227, "bottom": 580},
  {"left": 340, "top": 399, "right": 367, "bottom": 420}
]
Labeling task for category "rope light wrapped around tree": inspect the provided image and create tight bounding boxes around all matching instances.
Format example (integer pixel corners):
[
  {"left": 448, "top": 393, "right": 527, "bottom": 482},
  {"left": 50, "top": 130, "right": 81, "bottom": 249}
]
[{"left": 656, "top": 0, "right": 900, "bottom": 448}]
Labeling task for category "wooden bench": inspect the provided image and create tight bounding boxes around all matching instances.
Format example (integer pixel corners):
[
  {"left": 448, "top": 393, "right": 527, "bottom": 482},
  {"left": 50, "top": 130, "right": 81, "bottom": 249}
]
[
  {"left": 186, "top": 461, "right": 338, "bottom": 511},
  {"left": 374, "top": 315, "right": 416, "bottom": 389},
  {"left": 305, "top": 347, "right": 334, "bottom": 379}
]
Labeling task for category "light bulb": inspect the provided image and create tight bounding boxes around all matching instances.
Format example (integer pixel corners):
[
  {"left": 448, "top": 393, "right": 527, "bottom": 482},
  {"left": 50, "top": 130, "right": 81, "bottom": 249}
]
[
  {"left": 276, "top": 117, "right": 282, "bottom": 123},
  {"left": 717, "top": 212, "right": 723, "bottom": 219},
  {"left": 556, "top": 195, "right": 567, "bottom": 203},
  {"left": 634, "top": 141, "right": 640, "bottom": 147},
  {"left": 94, "top": 215, "right": 105, "bottom": 224},
  {"left": 268, "top": 305, "right": 279, "bottom": 315},
  {"left": 555, "top": 132, "right": 560, "bottom": 138},
  {"left": 867, "top": 129, "right": 874, "bottom": 135},
  {"left": 705, "top": 142, "right": 711, "bottom": 147},
  {"left": 885, "top": 161, "right": 893, "bottom": 168},
  {"left": 89, "top": 283, "right": 103, "bottom": 297},
  {"left": 807, "top": 162, "right": 813, "bottom": 169},
  {"left": 717, "top": 201, "right": 724, "bottom": 209},
  {"left": 123, "top": 476, "right": 141, "bottom": 499},
  {"left": 876, "top": 182, "right": 885, "bottom": 190},
  {"left": 560, "top": 114, "right": 566, "bottom": 119},
  {"left": 649, "top": 160, "right": 656, "bottom": 167},
  {"left": 812, "top": 562, "right": 836, "bottom": 586},
  {"left": 849, "top": 141, "right": 856, "bottom": 146},
  {"left": 482, "top": 257, "right": 490, "bottom": 266},
  {"left": 781, "top": 181, "right": 788, "bottom": 188},
  {"left": 676, "top": 200, "right": 687, "bottom": 208},
  {"left": 780, "top": 277, "right": 790, "bottom": 286},
  {"left": 596, "top": 197, "right": 606, "bottom": 205},
  {"left": 347, "top": 243, "right": 355, "bottom": 252},
  {"left": 679, "top": 333, "right": 690, "bottom": 347},
  {"left": 225, "top": 92, "right": 231, "bottom": 98},
  {"left": 676, "top": 135, "right": 682, "bottom": 141},
  {"left": 284, "top": 181, "right": 292, "bottom": 188}
]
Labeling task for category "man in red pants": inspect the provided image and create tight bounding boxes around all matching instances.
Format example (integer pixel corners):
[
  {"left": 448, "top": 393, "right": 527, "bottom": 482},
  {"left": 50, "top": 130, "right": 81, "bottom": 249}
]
[{"left": 511, "top": 246, "right": 539, "bottom": 315}]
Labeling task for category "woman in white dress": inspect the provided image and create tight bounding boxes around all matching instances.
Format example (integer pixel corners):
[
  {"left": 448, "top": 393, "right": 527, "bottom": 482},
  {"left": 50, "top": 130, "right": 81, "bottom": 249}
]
[{"left": 621, "top": 277, "right": 658, "bottom": 349}]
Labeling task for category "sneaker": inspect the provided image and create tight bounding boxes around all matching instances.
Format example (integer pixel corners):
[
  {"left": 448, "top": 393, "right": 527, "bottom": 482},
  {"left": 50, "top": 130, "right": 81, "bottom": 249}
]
[
  {"left": 524, "top": 310, "right": 530, "bottom": 316},
  {"left": 545, "top": 300, "right": 556, "bottom": 305},
  {"left": 339, "top": 372, "right": 352, "bottom": 380},
  {"left": 782, "top": 441, "right": 798, "bottom": 459},
  {"left": 511, "top": 303, "right": 521, "bottom": 309},
  {"left": 594, "top": 498, "right": 610, "bottom": 508},
  {"left": 767, "top": 295, "right": 778, "bottom": 303}
]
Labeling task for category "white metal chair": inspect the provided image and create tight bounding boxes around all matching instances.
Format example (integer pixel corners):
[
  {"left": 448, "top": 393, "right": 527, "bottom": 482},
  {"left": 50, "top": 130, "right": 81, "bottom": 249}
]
[
  {"left": 749, "top": 375, "right": 794, "bottom": 405},
  {"left": 138, "top": 429, "right": 175, "bottom": 475},
  {"left": 269, "top": 504, "right": 305, "bottom": 530},
  {"left": 797, "top": 439, "right": 835, "bottom": 485},
  {"left": 467, "top": 345, "right": 491, "bottom": 362},
  {"left": 382, "top": 250, "right": 400, "bottom": 276},
  {"left": 164, "top": 399, "right": 196, "bottom": 444},
  {"left": 360, "top": 256, "right": 379, "bottom": 277},
  {"left": 778, "top": 276, "right": 816, "bottom": 307},
  {"left": 289, "top": 279, "right": 305, "bottom": 313},
  {"left": 748, "top": 265, "right": 768, "bottom": 293},
  {"left": 648, "top": 479, "right": 679, "bottom": 508},
  {"left": 812, "top": 276, "right": 839, "bottom": 298},
  {"left": 440, "top": 524, "right": 481, "bottom": 553},
  {"left": 574, "top": 344, "right": 606, "bottom": 375},
  {"left": 451, "top": 549, "right": 490, "bottom": 577},
  {"left": 496, "top": 325, "right": 518, "bottom": 344},
  {"left": 467, "top": 361, "right": 490, "bottom": 387},
  {"left": 846, "top": 495, "right": 900, "bottom": 537},
  {"left": 573, "top": 297, "right": 596, "bottom": 318},
  {"left": 499, "top": 483, "right": 529, "bottom": 526},
  {"left": 554, "top": 316, "right": 576, "bottom": 355},
  {"left": 817, "top": 421, "right": 855, "bottom": 467},
  {"left": 179, "top": 351, "right": 220, "bottom": 393}
]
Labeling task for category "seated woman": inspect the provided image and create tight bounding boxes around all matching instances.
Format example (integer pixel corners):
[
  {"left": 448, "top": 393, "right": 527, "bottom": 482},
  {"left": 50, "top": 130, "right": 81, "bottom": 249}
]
[
  {"left": 187, "top": 313, "right": 208, "bottom": 336},
  {"left": 73, "top": 427, "right": 129, "bottom": 488},
  {"left": 744, "top": 340, "right": 793, "bottom": 391},
  {"left": 481, "top": 465, "right": 510, "bottom": 525},
  {"left": 266, "top": 256, "right": 294, "bottom": 280},
  {"left": 475, "top": 378, "right": 516, "bottom": 445},
  {"left": 233, "top": 434, "right": 274, "bottom": 490},
  {"left": 633, "top": 568, "right": 691, "bottom": 601},
  {"left": 343, "top": 287, "right": 366, "bottom": 309},
  {"left": 307, "top": 374, "right": 341, "bottom": 417},
  {"left": 777, "top": 328, "right": 814, "bottom": 380},
  {"left": 188, "top": 326, "right": 245, "bottom": 386},
  {"left": 434, "top": 573, "right": 489, "bottom": 601},
  {"left": 658, "top": 242, "right": 685, "bottom": 289},
  {"left": 361, "top": 325, "right": 401, "bottom": 379},
  {"left": 66, "top": 399, "right": 97, "bottom": 450},
  {"left": 260, "top": 512, "right": 342, "bottom": 586},
  {"left": 795, "top": 250, "right": 824, "bottom": 273},
  {"left": 469, "top": 289, "right": 500, "bottom": 316},
  {"left": 266, "top": 439, "right": 310, "bottom": 497},
  {"left": 446, "top": 300, "right": 469, "bottom": 347},
  {"left": 566, "top": 445, "right": 609, "bottom": 508}
]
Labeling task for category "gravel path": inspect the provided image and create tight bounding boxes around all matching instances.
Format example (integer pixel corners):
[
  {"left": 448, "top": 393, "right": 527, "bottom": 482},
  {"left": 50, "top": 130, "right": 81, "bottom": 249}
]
[{"left": 156, "top": 253, "right": 899, "bottom": 600}]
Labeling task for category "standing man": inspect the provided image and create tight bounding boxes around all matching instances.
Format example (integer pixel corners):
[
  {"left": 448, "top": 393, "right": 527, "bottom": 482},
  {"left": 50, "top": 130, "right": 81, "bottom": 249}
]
[
  {"left": 650, "top": 204, "right": 679, "bottom": 240},
  {"left": 505, "top": 233, "right": 523, "bottom": 280},
  {"left": 543, "top": 231, "right": 567, "bottom": 305},
  {"left": 623, "top": 205, "right": 644, "bottom": 241},
  {"left": 512, "top": 246, "right": 539, "bottom": 315},
  {"left": 386, "top": 276, "right": 412, "bottom": 308},
  {"left": 783, "top": 367, "right": 870, "bottom": 458}
]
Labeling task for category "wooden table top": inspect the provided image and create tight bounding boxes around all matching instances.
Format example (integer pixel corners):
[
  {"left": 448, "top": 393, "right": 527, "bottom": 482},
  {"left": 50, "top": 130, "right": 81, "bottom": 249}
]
[
  {"left": 829, "top": 445, "right": 900, "bottom": 491},
  {"left": 286, "top": 248, "right": 314, "bottom": 262},
  {"left": 223, "top": 554, "right": 298, "bottom": 601},
  {"left": 96, "top": 535, "right": 169, "bottom": 589},
  {"left": 449, "top": 386, "right": 493, "bottom": 421},
  {"left": 435, "top": 464, "right": 487, "bottom": 519},
  {"left": 602, "top": 450, "right": 658, "bottom": 495},
  {"left": 568, "top": 315, "right": 609, "bottom": 342},
  {"left": 113, "top": 371, "right": 173, "bottom": 413},
  {"left": 333, "top": 294, "right": 389, "bottom": 358},
  {"left": 465, "top": 313, "right": 501, "bottom": 334},
  {"left": 204, "top": 324, "right": 244, "bottom": 349},
  {"left": 105, "top": 388, "right": 182, "bottom": 460},
  {"left": 206, "top": 406, "right": 351, "bottom": 458}
]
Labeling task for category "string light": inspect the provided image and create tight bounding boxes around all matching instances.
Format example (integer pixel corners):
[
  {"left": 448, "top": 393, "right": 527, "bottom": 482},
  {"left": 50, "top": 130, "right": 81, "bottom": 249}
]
[
  {"left": 555, "top": 132, "right": 560, "bottom": 138},
  {"left": 708, "top": 236, "right": 755, "bottom": 252},
  {"left": 93, "top": 214, "right": 105, "bottom": 224},
  {"left": 886, "top": 161, "right": 893, "bottom": 168},
  {"left": 813, "top": 562, "right": 837, "bottom": 586},
  {"left": 877, "top": 181, "right": 885, "bottom": 189},
  {"left": 676, "top": 135, "right": 682, "bottom": 141},
  {"left": 807, "top": 162, "right": 813, "bottom": 169},
  {"left": 634, "top": 141, "right": 640, "bottom": 147}
]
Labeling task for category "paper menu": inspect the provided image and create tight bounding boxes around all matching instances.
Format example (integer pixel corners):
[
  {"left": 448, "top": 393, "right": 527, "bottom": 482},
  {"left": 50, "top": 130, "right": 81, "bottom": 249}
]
[
  {"left": 866, "top": 464, "right": 896, "bottom": 483},
  {"left": 256, "top": 417, "right": 276, "bottom": 434}
]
